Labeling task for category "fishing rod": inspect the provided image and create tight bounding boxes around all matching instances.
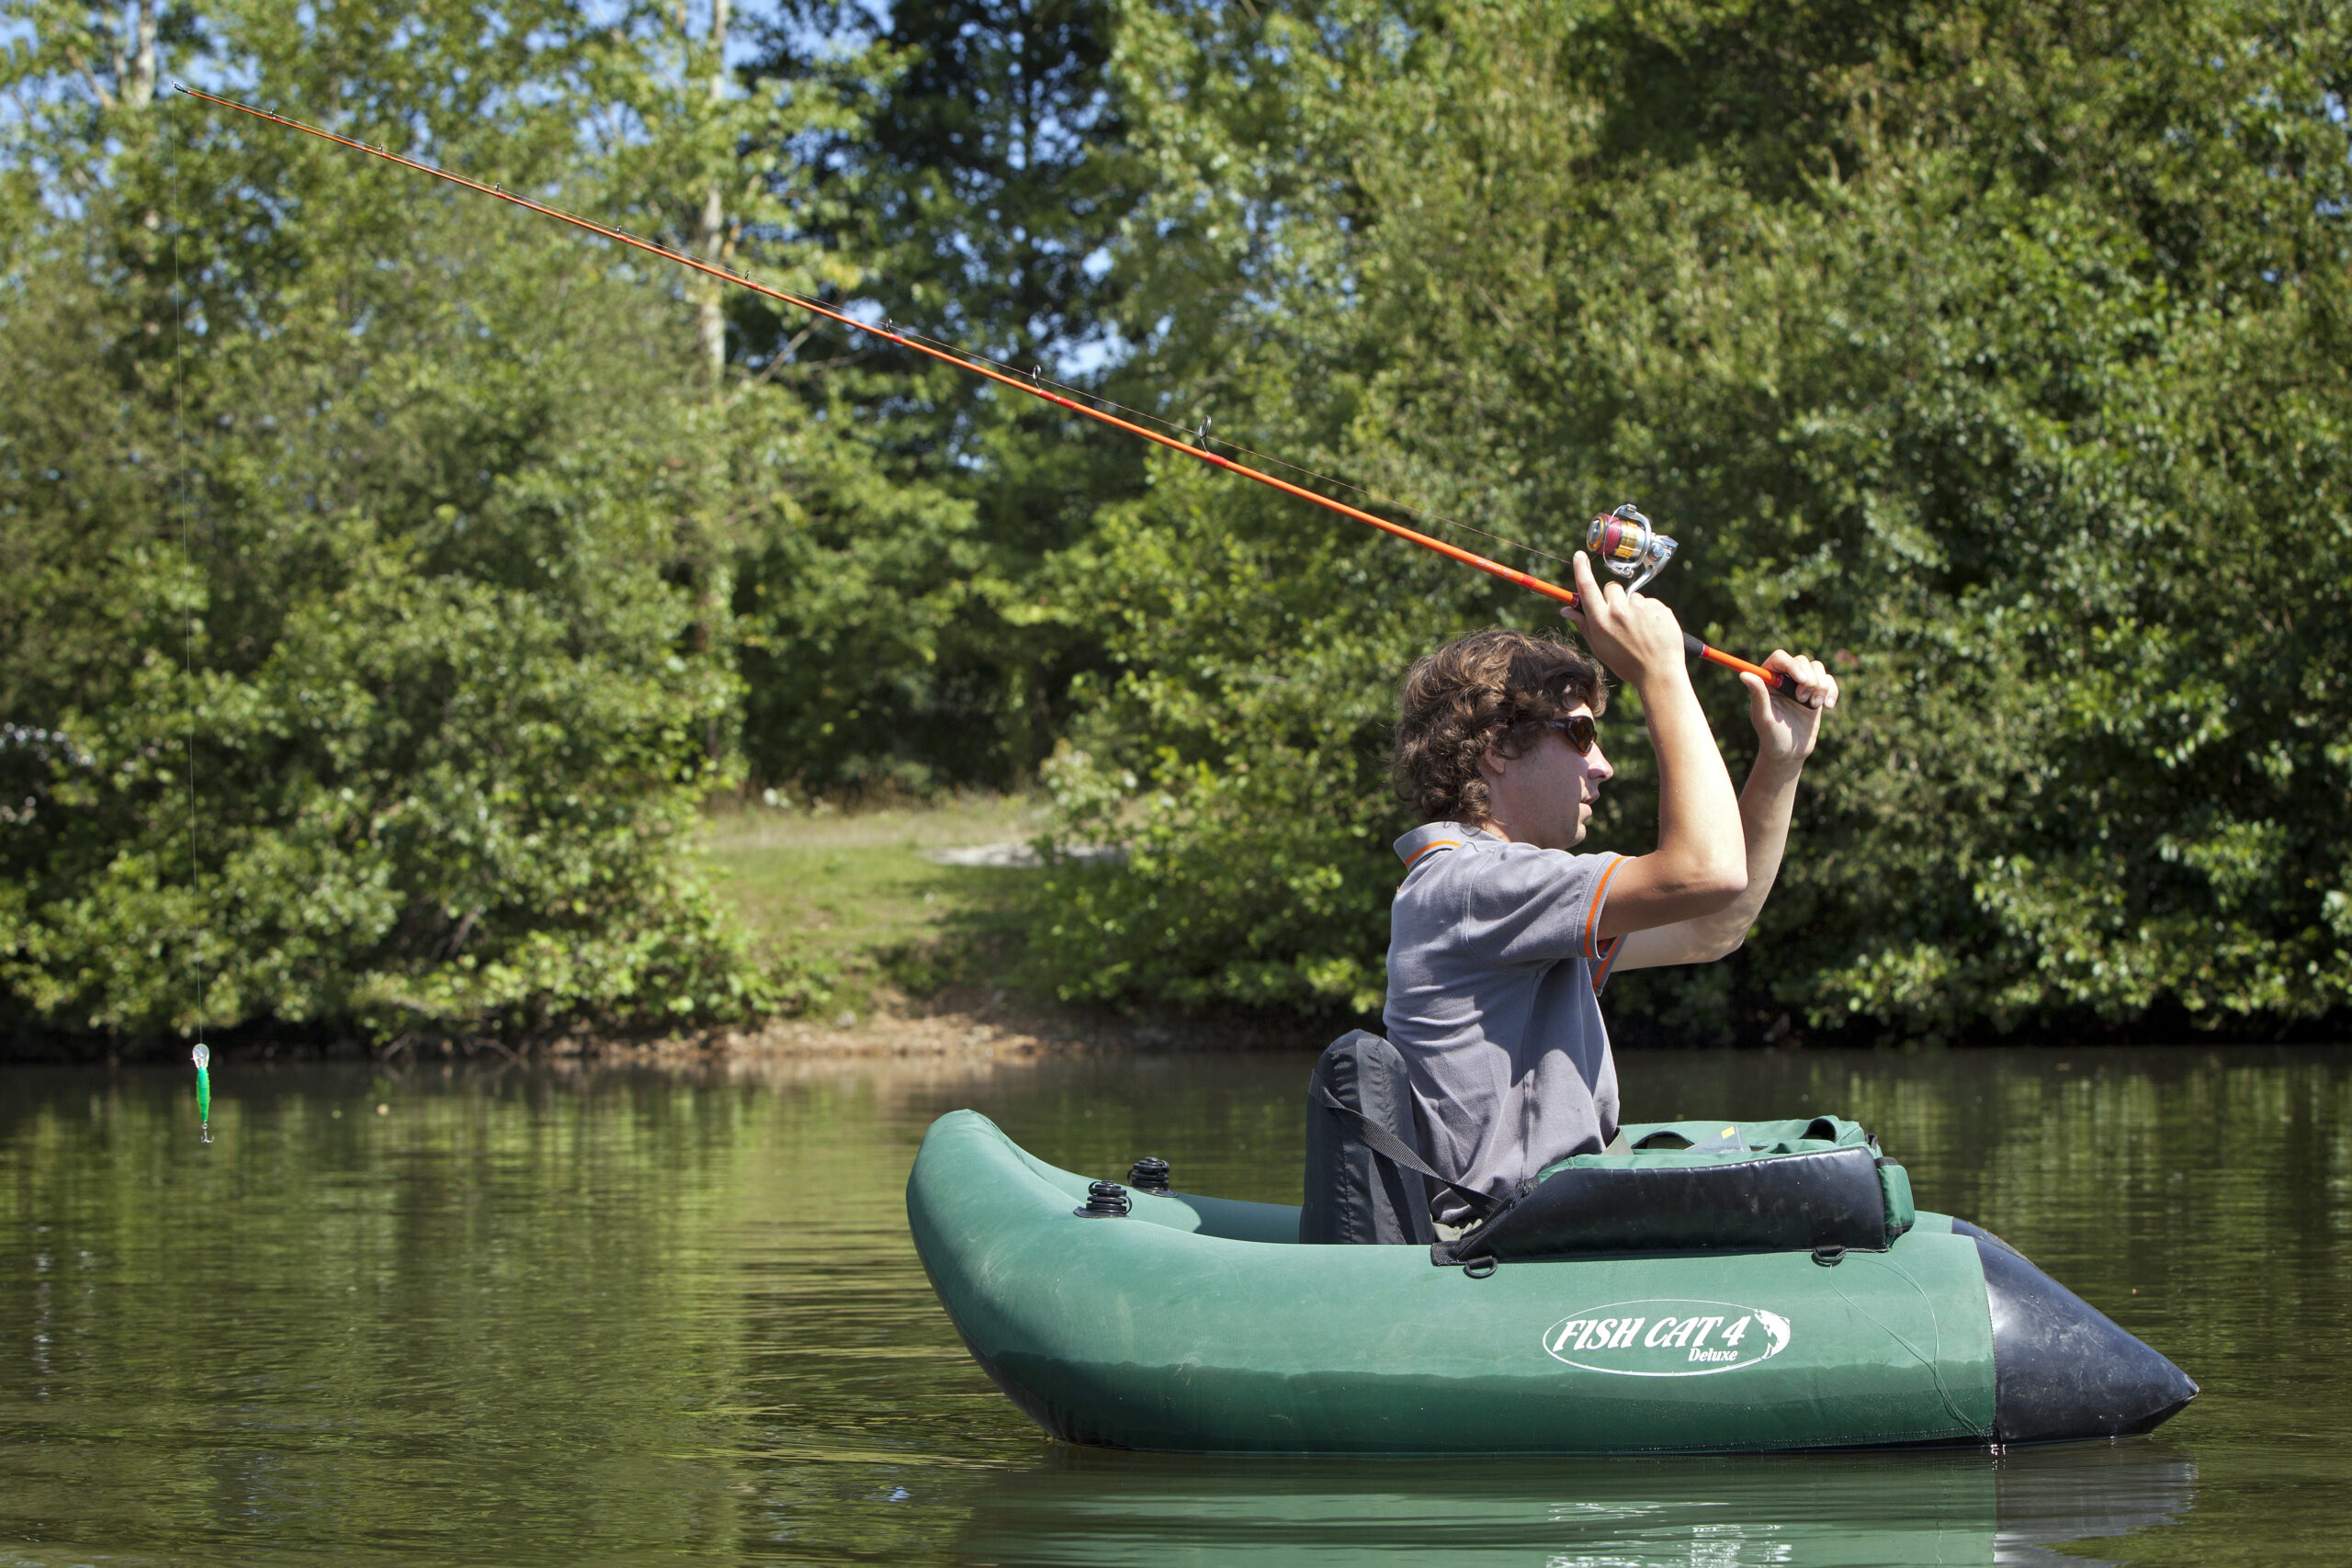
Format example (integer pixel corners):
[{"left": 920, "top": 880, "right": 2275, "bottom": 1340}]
[{"left": 176, "top": 85, "right": 1802, "bottom": 702}]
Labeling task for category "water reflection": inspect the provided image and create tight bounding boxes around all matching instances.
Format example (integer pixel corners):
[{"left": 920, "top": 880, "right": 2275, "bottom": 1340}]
[
  {"left": 0, "top": 1046, "right": 2339, "bottom": 1565},
  {"left": 956, "top": 1441, "right": 2195, "bottom": 1567}
]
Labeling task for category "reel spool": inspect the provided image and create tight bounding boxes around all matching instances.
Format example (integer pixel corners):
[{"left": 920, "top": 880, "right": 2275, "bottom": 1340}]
[{"left": 1587, "top": 503, "right": 1678, "bottom": 594}]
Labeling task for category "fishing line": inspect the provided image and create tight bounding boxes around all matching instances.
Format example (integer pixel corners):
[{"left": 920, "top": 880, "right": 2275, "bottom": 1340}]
[
  {"left": 171, "top": 96, "right": 212, "bottom": 1145},
  {"left": 173, "top": 85, "right": 1798, "bottom": 698},
  {"left": 877, "top": 320, "right": 1580, "bottom": 573}
]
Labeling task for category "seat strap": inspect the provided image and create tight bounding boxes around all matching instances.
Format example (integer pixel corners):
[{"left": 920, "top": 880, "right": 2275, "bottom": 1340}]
[{"left": 1313, "top": 1084, "right": 1499, "bottom": 1223}]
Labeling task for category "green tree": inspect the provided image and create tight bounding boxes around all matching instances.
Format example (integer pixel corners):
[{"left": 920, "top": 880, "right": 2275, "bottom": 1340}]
[
  {"left": 1028, "top": 0, "right": 2352, "bottom": 1042},
  {"left": 730, "top": 0, "right": 1142, "bottom": 795},
  {"left": 0, "top": 0, "right": 904, "bottom": 1043}
]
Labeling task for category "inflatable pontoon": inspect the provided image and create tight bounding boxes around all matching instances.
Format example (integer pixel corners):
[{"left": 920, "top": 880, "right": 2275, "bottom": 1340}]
[{"left": 907, "top": 1109, "right": 2196, "bottom": 1454}]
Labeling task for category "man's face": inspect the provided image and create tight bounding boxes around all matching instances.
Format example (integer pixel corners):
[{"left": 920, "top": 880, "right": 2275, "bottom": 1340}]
[{"left": 1477, "top": 704, "right": 1614, "bottom": 851}]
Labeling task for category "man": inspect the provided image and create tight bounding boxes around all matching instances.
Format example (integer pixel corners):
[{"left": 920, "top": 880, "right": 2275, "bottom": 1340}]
[{"left": 1385, "top": 551, "right": 1839, "bottom": 1228}]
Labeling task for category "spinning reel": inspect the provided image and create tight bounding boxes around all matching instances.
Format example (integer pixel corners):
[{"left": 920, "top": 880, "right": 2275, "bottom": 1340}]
[
  {"left": 1576, "top": 502, "right": 1802, "bottom": 699},
  {"left": 1586, "top": 503, "right": 1678, "bottom": 594}
]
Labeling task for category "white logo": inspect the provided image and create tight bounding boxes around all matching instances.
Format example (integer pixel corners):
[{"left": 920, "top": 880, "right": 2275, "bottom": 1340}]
[{"left": 1541, "top": 1299, "right": 1792, "bottom": 1378}]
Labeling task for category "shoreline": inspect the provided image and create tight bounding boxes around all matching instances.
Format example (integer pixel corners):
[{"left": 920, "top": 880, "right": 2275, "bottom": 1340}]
[
  {"left": 1, "top": 993, "right": 1340, "bottom": 1070},
  {"left": 554, "top": 994, "right": 1334, "bottom": 1067}
]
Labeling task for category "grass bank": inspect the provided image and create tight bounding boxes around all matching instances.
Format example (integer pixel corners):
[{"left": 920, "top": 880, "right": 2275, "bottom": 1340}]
[{"left": 699, "top": 794, "right": 1052, "bottom": 1024}]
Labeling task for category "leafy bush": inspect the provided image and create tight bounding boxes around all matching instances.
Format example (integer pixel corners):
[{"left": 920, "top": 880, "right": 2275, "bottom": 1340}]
[{"left": 0, "top": 4, "right": 868, "bottom": 1043}]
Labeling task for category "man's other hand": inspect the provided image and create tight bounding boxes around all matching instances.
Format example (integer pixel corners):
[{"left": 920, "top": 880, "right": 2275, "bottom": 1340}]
[{"left": 1742, "top": 651, "right": 1838, "bottom": 767}]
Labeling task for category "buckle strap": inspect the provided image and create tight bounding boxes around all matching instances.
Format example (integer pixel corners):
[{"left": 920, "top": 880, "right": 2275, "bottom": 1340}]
[{"left": 1314, "top": 1084, "right": 1499, "bottom": 1223}]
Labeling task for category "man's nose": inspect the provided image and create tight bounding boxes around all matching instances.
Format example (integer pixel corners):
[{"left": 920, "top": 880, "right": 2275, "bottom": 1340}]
[{"left": 1587, "top": 742, "right": 1614, "bottom": 784}]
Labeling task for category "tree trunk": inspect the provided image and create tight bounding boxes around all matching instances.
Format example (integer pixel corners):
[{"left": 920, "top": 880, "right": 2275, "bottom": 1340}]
[
  {"left": 695, "top": 0, "right": 731, "bottom": 392},
  {"left": 688, "top": 0, "right": 734, "bottom": 768},
  {"left": 127, "top": 0, "right": 158, "bottom": 111}
]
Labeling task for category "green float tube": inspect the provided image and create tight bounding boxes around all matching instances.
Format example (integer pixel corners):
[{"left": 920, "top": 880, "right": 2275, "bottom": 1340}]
[{"left": 907, "top": 1110, "right": 2196, "bottom": 1455}]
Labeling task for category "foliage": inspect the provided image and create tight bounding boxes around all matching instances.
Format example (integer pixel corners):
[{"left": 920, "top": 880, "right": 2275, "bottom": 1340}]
[
  {"left": 4, "top": 0, "right": 2346, "bottom": 1048},
  {"left": 1025, "top": 0, "right": 2352, "bottom": 1041},
  {"left": 733, "top": 0, "right": 1144, "bottom": 795},
  {"left": 0, "top": 0, "right": 901, "bottom": 1043}
]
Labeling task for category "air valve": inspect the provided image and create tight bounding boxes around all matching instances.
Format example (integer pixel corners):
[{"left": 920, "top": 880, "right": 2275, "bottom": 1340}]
[{"left": 1075, "top": 1180, "right": 1132, "bottom": 1219}]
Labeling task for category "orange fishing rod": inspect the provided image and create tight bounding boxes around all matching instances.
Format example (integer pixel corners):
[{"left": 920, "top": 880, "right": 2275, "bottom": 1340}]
[{"left": 177, "top": 85, "right": 1801, "bottom": 702}]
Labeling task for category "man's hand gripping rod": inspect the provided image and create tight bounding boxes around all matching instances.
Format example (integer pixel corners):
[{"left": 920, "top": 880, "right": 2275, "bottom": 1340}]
[
  {"left": 1586, "top": 504, "right": 1805, "bottom": 702},
  {"left": 176, "top": 85, "right": 1801, "bottom": 702}
]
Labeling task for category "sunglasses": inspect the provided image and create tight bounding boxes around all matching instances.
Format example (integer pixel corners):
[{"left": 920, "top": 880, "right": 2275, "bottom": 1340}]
[{"left": 1548, "top": 715, "right": 1598, "bottom": 755}]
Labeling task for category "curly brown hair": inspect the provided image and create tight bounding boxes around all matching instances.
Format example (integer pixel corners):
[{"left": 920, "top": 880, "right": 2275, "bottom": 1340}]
[{"left": 1393, "top": 628, "right": 1609, "bottom": 823}]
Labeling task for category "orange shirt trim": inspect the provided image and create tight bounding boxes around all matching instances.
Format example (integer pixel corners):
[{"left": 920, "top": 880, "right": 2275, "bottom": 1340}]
[
  {"left": 1583, "top": 854, "right": 1624, "bottom": 959},
  {"left": 1402, "top": 839, "right": 1465, "bottom": 870}
]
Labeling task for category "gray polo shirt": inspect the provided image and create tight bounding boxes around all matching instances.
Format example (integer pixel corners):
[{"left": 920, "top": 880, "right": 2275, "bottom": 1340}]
[{"left": 1384, "top": 822, "right": 1625, "bottom": 1224}]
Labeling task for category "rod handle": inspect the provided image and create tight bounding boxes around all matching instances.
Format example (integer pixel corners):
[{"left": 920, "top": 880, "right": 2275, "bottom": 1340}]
[{"left": 1686, "top": 635, "right": 1809, "bottom": 705}]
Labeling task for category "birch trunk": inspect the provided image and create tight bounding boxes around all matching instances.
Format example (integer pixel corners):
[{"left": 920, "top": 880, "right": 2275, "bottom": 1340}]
[
  {"left": 695, "top": 0, "right": 731, "bottom": 391},
  {"left": 126, "top": 0, "right": 158, "bottom": 111}
]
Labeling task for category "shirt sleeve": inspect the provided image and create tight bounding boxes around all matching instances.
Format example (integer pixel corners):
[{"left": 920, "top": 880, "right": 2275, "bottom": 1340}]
[{"left": 1440, "top": 846, "right": 1624, "bottom": 968}]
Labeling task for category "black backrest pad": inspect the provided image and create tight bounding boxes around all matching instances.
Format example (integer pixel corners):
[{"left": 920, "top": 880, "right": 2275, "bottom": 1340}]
[
  {"left": 1300, "top": 1031, "right": 1435, "bottom": 1246},
  {"left": 1465, "top": 1145, "right": 1891, "bottom": 1259}
]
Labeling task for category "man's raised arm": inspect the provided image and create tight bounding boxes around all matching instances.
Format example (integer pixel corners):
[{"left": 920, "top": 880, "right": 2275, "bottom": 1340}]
[
  {"left": 1563, "top": 552, "right": 1749, "bottom": 940},
  {"left": 1614, "top": 649, "right": 1841, "bottom": 969}
]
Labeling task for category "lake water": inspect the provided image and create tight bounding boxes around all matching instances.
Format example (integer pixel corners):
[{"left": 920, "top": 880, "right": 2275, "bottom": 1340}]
[{"left": 1, "top": 1044, "right": 2346, "bottom": 1565}]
